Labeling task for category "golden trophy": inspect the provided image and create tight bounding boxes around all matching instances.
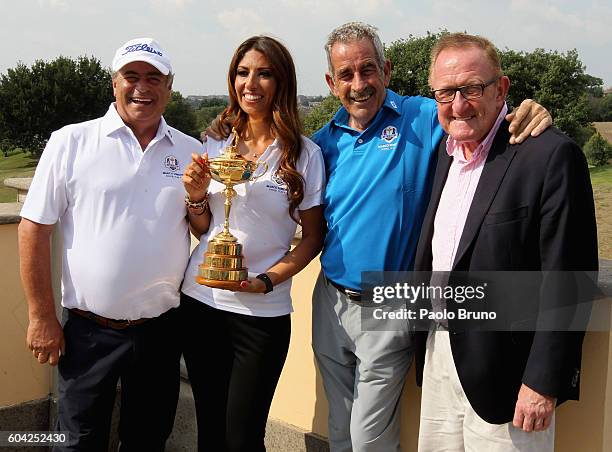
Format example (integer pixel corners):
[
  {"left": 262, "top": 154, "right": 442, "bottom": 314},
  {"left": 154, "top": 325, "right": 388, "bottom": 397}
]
[{"left": 196, "top": 129, "right": 267, "bottom": 289}]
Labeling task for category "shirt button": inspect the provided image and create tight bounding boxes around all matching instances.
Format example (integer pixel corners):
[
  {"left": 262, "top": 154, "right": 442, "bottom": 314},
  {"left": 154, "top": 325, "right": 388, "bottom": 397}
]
[{"left": 357, "top": 138, "right": 364, "bottom": 144}]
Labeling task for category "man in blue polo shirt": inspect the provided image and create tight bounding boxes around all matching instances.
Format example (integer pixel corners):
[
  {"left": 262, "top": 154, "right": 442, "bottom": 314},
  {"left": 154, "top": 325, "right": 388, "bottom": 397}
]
[{"left": 311, "top": 22, "right": 552, "bottom": 452}]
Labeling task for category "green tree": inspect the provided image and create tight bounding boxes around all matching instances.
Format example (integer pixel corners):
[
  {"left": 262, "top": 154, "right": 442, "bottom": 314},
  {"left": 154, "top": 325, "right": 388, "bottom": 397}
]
[
  {"left": 584, "top": 132, "right": 612, "bottom": 166},
  {"left": 195, "top": 98, "right": 228, "bottom": 133},
  {"left": 0, "top": 56, "right": 113, "bottom": 157},
  {"left": 164, "top": 91, "right": 199, "bottom": 139},
  {"left": 381, "top": 31, "right": 602, "bottom": 143},
  {"left": 589, "top": 93, "right": 612, "bottom": 122},
  {"left": 303, "top": 95, "right": 341, "bottom": 136},
  {"left": 386, "top": 31, "right": 445, "bottom": 97},
  {"left": 499, "top": 48, "right": 602, "bottom": 141}
]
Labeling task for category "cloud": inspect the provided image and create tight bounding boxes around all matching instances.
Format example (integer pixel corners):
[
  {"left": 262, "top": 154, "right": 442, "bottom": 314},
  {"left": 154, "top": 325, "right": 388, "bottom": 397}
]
[
  {"left": 281, "top": 0, "right": 394, "bottom": 16},
  {"left": 150, "top": 0, "right": 194, "bottom": 11},
  {"left": 38, "top": 0, "right": 69, "bottom": 8},
  {"left": 216, "top": 7, "right": 266, "bottom": 37},
  {"left": 511, "top": 0, "right": 582, "bottom": 28}
]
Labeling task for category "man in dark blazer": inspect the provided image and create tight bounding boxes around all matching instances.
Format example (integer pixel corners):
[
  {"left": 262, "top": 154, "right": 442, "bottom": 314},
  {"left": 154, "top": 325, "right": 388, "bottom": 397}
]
[{"left": 413, "top": 33, "right": 598, "bottom": 451}]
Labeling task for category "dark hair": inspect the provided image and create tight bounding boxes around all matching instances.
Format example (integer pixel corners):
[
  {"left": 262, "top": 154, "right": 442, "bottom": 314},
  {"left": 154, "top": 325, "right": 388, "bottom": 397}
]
[{"left": 213, "top": 36, "right": 304, "bottom": 222}]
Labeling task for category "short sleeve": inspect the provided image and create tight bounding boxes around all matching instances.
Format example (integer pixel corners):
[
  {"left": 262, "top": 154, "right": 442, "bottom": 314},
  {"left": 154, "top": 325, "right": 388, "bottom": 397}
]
[
  {"left": 298, "top": 137, "right": 326, "bottom": 211},
  {"left": 20, "top": 130, "right": 69, "bottom": 225}
]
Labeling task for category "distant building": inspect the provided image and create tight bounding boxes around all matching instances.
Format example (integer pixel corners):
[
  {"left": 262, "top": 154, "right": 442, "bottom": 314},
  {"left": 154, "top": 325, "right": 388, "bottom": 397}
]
[{"left": 185, "top": 95, "right": 229, "bottom": 108}]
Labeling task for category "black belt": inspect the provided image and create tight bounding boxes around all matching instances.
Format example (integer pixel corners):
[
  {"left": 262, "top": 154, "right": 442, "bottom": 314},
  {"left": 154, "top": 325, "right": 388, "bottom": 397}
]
[
  {"left": 328, "top": 279, "right": 362, "bottom": 302},
  {"left": 70, "top": 308, "right": 150, "bottom": 329}
]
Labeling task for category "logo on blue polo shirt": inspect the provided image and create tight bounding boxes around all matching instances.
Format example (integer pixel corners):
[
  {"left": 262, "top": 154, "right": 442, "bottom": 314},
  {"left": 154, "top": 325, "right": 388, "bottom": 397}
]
[{"left": 381, "top": 126, "right": 398, "bottom": 143}]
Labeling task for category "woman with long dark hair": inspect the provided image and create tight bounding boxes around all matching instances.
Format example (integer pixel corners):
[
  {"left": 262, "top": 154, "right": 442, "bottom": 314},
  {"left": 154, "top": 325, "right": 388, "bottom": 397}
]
[{"left": 179, "top": 36, "right": 325, "bottom": 451}]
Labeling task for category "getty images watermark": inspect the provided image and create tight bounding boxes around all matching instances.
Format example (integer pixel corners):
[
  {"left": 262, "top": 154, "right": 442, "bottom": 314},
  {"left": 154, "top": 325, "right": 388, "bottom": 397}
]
[
  {"left": 371, "top": 279, "right": 490, "bottom": 321},
  {"left": 358, "top": 271, "right": 605, "bottom": 332}
]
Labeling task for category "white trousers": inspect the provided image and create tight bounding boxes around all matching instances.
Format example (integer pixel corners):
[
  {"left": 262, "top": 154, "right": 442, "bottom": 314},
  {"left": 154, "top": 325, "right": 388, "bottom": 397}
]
[{"left": 418, "top": 329, "right": 555, "bottom": 452}]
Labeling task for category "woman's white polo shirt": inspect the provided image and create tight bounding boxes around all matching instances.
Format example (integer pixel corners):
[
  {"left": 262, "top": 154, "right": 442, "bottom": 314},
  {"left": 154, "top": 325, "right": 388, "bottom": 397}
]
[{"left": 181, "top": 134, "right": 325, "bottom": 317}]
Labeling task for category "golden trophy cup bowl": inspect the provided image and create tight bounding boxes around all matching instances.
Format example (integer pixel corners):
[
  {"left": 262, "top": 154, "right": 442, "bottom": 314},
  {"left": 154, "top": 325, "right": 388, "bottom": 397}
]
[{"left": 196, "top": 129, "right": 267, "bottom": 290}]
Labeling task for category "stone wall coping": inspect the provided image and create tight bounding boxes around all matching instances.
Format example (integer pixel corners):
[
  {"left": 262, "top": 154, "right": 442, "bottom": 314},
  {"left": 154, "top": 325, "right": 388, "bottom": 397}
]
[
  {"left": 3, "top": 177, "right": 33, "bottom": 191},
  {"left": 0, "top": 203, "right": 21, "bottom": 225}
]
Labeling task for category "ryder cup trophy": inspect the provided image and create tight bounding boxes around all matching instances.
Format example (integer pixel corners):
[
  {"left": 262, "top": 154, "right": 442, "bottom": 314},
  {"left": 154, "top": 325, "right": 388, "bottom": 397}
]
[{"left": 196, "top": 128, "right": 267, "bottom": 289}]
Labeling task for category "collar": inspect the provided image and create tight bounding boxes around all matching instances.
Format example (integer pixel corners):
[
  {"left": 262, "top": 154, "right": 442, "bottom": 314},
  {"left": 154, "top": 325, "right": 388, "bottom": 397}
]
[
  {"left": 330, "top": 89, "right": 403, "bottom": 129},
  {"left": 446, "top": 102, "right": 508, "bottom": 164},
  {"left": 101, "top": 103, "right": 174, "bottom": 145}
]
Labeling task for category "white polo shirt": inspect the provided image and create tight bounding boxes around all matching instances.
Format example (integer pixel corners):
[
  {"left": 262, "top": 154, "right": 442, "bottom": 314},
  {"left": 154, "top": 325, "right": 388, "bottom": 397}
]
[
  {"left": 21, "top": 104, "right": 202, "bottom": 320},
  {"left": 181, "top": 134, "right": 325, "bottom": 317}
]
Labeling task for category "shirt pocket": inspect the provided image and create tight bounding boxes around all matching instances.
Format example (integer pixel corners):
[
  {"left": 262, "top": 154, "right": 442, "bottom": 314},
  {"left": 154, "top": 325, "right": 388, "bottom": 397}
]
[{"left": 483, "top": 206, "right": 528, "bottom": 225}]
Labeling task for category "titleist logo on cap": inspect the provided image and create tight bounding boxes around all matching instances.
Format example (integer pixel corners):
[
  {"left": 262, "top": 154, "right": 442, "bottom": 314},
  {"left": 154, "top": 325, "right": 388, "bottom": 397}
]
[
  {"left": 112, "top": 38, "right": 172, "bottom": 75},
  {"left": 121, "top": 43, "right": 163, "bottom": 57}
]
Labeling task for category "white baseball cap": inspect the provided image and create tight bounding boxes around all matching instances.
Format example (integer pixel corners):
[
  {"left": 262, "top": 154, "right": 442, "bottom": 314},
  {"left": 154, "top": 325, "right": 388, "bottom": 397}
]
[{"left": 112, "top": 38, "right": 172, "bottom": 75}]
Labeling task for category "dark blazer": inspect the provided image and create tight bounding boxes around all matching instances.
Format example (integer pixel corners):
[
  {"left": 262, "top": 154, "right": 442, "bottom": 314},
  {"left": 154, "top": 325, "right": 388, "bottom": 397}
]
[{"left": 413, "top": 122, "right": 598, "bottom": 424}]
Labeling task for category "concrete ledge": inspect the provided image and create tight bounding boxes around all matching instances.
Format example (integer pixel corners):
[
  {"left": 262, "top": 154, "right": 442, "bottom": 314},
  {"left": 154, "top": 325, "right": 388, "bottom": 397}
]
[
  {"left": 3, "top": 178, "right": 33, "bottom": 191},
  {"left": 0, "top": 203, "right": 21, "bottom": 225},
  {"left": 0, "top": 396, "right": 51, "bottom": 452},
  {"left": 167, "top": 379, "right": 330, "bottom": 451},
  {"left": 0, "top": 397, "right": 50, "bottom": 431},
  {"left": 265, "top": 418, "right": 329, "bottom": 452},
  {"left": 3, "top": 177, "right": 32, "bottom": 203},
  {"left": 0, "top": 398, "right": 51, "bottom": 452}
]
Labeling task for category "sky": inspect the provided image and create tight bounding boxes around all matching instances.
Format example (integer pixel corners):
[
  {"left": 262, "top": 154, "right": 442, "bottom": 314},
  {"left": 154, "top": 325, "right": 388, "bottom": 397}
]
[{"left": 2, "top": 0, "right": 611, "bottom": 96}]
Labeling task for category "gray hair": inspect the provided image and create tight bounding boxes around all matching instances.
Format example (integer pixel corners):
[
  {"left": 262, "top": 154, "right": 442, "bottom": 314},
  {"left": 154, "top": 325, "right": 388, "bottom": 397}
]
[{"left": 325, "top": 22, "right": 386, "bottom": 78}]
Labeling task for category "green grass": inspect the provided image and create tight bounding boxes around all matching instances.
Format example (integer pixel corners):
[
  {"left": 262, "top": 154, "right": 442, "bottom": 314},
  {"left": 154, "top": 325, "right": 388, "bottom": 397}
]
[
  {"left": 0, "top": 151, "right": 38, "bottom": 203},
  {"left": 589, "top": 164, "right": 612, "bottom": 186}
]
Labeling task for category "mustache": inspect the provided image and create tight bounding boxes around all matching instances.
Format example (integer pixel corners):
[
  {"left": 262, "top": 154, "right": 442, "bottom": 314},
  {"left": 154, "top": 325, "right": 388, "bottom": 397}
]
[{"left": 349, "top": 86, "right": 375, "bottom": 101}]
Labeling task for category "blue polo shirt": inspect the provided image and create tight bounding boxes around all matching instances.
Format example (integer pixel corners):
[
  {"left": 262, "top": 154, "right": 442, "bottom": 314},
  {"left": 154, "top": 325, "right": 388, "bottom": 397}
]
[{"left": 312, "top": 89, "right": 444, "bottom": 290}]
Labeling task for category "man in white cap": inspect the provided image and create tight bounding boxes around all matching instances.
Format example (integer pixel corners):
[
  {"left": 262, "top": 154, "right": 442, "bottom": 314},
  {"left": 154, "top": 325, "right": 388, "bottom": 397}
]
[{"left": 18, "top": 38, "right": 202, "bottom": 451}]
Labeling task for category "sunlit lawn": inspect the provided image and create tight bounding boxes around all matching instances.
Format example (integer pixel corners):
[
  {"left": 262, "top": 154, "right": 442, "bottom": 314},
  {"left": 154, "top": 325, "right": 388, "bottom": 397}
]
[
  {"left": 0, "top": 151, "right": 38, "bottom": 203},
  {"left": 589, "top": 165, "right": 612, "bottom": 259}
]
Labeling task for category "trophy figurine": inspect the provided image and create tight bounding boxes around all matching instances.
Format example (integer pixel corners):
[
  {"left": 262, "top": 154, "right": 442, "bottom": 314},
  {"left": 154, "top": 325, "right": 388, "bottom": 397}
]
[{"left": 196, "top": 128, "right": 267, "bottom": 289}]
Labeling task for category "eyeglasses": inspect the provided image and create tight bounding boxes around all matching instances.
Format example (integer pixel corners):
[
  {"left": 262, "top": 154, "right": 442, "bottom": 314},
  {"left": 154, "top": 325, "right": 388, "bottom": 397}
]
[{"left": 431, "top": 77, "right": 501, "bottom": 103}]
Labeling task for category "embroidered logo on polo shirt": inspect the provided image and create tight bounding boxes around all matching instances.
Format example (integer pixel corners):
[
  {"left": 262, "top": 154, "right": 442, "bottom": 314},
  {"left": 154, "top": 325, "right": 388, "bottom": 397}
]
[
  {"left": 162, "top": 155, "right": 182, "bottom": 179},
  {"left": 381, "top": 126, "right": 398, "bottom": 143},
  {"left": 266, "top": 170, "right": 288, "bottom": 194},
  {"left": 164, "top": 155, "right": 179, "bottom": 171},
  {"left": 271, "top": 171, "right": 286, "bottom": 186},
  {"left": 378, "top": 125, "right": 399, "bottom": 151}
]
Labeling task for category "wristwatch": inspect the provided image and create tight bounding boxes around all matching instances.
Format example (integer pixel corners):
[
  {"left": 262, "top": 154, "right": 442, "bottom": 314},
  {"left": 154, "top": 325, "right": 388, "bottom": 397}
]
[{"left": 256, "top": 273, "right": 274, "bottom": 294}]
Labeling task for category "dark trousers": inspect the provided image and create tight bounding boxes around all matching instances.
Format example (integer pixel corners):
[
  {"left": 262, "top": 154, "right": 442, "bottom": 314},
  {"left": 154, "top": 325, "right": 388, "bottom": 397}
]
[
  {"left": 180, "top": 293, "right": 291, "bottom": 452},
  {"left": 54, "top": 307, "right": 181, "bottom": 452}
]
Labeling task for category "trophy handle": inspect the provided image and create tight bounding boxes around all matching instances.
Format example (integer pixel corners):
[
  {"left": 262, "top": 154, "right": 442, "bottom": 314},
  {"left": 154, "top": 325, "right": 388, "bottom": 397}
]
[{"left": 249, "top": 161, "right": 268, "bottom": 182}]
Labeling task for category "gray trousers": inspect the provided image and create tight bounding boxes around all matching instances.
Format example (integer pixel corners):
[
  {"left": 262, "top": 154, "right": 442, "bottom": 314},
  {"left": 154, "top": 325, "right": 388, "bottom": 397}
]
[{"left": 312, "top": 272, "right": 413, "bottom": 452}]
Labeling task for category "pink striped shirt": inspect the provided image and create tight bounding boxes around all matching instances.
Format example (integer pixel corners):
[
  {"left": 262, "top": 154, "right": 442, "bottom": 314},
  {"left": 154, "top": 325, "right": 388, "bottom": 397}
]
[{"left": 432, "top": 104, "right": 508, "bottom": 271}]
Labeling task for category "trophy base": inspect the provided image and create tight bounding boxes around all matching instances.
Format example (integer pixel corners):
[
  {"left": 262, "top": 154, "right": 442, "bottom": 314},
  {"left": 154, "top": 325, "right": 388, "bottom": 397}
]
[
  {"left": 196, "top": 227, "right": 249, "bottom": 288},
  {"left": 196, "top": 277, "right": 245, "bottom": 291}
]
